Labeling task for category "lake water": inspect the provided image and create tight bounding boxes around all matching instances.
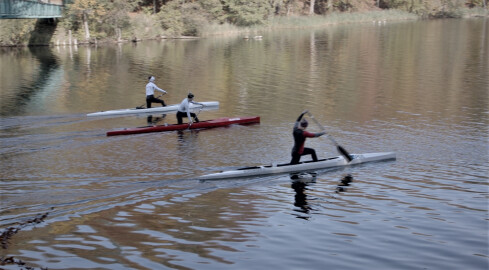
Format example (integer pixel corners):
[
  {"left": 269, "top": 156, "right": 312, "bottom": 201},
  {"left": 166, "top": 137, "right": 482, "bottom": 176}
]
[{"left": 0, "top": 18, "right": 488, "bottom": 269}]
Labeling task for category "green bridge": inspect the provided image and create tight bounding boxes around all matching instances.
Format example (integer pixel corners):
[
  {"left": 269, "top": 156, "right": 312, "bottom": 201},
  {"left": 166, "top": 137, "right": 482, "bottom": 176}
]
[{"left": 0, "top": 0, "right": 67, "bottom": 19}]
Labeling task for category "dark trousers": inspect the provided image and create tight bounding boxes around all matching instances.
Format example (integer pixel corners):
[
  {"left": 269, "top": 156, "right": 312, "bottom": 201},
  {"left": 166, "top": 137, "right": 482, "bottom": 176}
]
[
  {"left": 176, "top": 111, "right": 199, "bottom": 125},
  {"left": 290, "top": 148, "right": 318, "bottom": 164},
  {"left": 146, "top": 95, "right": 165, "bottom": 108}
]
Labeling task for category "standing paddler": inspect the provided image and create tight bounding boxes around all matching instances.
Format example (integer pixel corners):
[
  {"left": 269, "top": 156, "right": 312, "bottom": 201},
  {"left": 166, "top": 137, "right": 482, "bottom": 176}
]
[
  {"left": 290, "top": 110, "right": 326, "bottom": 164},
  {"left": 145, "top": 76, "right": 167, "bottom": 108}
]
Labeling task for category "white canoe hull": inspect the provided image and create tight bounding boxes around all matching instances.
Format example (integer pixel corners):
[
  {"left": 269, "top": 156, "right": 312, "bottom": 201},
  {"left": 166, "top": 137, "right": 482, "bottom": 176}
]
[
  {"left": 87, "top": 101, "right": 219, "bottom": 117},
  {"left": 198, "top": 152, "right": 396, "bottom": 180}
]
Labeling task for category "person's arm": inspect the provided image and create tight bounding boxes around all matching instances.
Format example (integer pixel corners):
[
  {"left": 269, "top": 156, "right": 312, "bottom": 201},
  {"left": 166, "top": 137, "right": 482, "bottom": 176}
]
[
  {"left": 185, "top": 100, "right": 192, "bottom": 123},
  {"left": 294, "top": 110, "right": 308, "bottom": 128},
  {"left": 190, "top": 101, "right": 205, "bottom": 107},
  {"left": 154, "top": 84, "right": 167, "bottom": 94},
  {"left": 304, "top": 131, "right": 326, "bottom": 138}
]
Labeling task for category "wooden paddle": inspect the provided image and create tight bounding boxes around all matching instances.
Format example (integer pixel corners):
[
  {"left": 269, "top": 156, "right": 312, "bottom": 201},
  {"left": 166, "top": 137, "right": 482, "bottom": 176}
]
[{"left": 307, "top": 112, "right": 353, "bottom": 162}]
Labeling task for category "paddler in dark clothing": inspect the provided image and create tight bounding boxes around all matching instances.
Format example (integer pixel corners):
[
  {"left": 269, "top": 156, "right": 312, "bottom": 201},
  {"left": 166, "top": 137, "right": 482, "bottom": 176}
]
[{"left": 290, "top": 110, "right": 326, "bottom": 165}]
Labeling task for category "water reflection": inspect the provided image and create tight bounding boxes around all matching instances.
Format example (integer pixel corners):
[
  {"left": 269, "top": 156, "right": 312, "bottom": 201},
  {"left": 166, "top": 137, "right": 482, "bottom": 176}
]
[
  {"left": 146, "top": 114, "right": 167, "bottom": 125},
  {"left": 290, "top": 172, "right": 317, "bottom": 220},
  {"left": 176, "top": 129, "right": 201, "bottom": 161},
  {"left": 291, "top": 181, "right": 313, "bottom": 219},
  {"left": 336, "top": 174, "right": 353, "bottom": 193},
  {"left": 0, "top": 46, "right": 60, "bottom": 116},
  {"left": 291, "top": 173, "right": 354, "bottom": 220}
]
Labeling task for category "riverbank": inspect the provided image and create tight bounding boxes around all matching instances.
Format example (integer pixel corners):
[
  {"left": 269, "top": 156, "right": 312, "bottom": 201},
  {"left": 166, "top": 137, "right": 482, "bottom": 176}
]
[
  {"left": 0, "top": 8, "right": 487, "bottom": 47},
  {"left": 200, "top": 10, "right": 419, "bottom": 37}
]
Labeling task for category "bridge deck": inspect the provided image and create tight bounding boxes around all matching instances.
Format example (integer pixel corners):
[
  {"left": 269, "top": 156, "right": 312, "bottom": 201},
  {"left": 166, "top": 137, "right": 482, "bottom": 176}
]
[{"left": 0, "top": 0, "right": 64, "bottom": 19}]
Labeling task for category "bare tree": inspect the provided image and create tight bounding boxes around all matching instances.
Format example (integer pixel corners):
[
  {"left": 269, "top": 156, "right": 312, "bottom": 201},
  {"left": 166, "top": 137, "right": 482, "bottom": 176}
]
[{"left": 309, "top": 0, "right": 315, "bottom": 15}]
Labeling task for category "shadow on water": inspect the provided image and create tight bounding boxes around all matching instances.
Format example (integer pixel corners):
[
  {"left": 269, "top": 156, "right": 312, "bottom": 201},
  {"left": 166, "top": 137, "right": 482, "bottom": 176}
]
[{"left": 0, "top": 20, "right": 59, "bottom": 116}]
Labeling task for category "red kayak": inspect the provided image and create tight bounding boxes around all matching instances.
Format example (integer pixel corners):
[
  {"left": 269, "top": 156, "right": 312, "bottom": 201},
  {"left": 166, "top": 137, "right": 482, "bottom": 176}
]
[{"left": 106, "top": 116, "right": 260, "bottom": 136}]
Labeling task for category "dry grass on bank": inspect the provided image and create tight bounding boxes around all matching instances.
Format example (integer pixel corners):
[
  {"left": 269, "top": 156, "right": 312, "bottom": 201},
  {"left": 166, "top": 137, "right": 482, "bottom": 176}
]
[{"left": 200, "top": 10, "right": 419, "bottom": 37}]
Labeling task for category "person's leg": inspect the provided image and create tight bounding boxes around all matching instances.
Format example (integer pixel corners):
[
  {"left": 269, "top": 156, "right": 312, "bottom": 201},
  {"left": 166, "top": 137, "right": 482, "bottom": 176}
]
[
  {"left": 303, "top": 148, "right": 318, "bottom": 162},
  {"left": 290, "top": 152, "right": 301, "bottom": 164},
  {"left": 190, "top": 112, "right": 199, "bottom": 123},
  {"left": 146, "top": 96, "right": 152, "bottom": 108},
  {"left": 147, "top": 95, "right": 165, "bottom": 108},
  {"left": 157, "top": 98, "right": 166, "bottom": 107},
  {"left": 176, "top": 112, "right": 184, "bottom": 124}
]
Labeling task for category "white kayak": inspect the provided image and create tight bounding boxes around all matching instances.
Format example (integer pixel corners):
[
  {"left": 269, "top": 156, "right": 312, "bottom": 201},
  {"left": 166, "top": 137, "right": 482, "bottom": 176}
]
[
  {"left": 198, "top": 152, "right": 396, "bottom": 180},
  {"left": 87, "top": 101, "right": 219, "bottom": 117}
]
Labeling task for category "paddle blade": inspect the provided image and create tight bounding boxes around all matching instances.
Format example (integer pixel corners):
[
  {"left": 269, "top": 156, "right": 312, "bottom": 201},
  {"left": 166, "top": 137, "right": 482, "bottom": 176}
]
[{"left": 337, "top": 145, "right": 353, "bottom": 162}]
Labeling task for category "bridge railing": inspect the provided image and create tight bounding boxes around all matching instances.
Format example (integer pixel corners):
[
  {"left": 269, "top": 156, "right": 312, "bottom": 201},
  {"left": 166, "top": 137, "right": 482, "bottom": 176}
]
[{"left": 0, "top": 0, "right": 63, "bottom": 19}]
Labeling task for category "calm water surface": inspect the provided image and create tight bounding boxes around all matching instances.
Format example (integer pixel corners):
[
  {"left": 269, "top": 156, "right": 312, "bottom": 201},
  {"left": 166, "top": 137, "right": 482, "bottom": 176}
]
[{"left": 1, "top": 18, "right": 488, "bottom": 269}]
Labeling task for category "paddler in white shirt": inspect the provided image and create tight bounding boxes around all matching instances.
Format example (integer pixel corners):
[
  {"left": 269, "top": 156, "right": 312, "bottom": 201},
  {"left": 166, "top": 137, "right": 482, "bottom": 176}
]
[
  {"left": 176, "top": 93, "right": 204, "bottom": 125},
  {"left": 145, "top": 76, "right": 167, "bottom": 108}
]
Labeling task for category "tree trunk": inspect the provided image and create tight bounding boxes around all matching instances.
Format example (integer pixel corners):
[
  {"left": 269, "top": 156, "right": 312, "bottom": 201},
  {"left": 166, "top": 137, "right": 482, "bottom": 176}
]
[
  {"left": 83, "top": 11, "right": 90, "bottom": 41},
  {"left": 309, "top": 0, "right": 315, "bottom": 15},
  {"left": 116, "top": 28, "right": 122, "bottom": 42}
]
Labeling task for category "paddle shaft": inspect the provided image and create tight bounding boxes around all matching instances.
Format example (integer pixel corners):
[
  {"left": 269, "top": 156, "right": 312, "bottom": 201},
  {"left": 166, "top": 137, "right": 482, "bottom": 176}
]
[
  {"left": 306, "top": 112, "right": 353, "bottom": 162},
  {"left": 187, "top": 104, "right": 205, "bottom": 129}
]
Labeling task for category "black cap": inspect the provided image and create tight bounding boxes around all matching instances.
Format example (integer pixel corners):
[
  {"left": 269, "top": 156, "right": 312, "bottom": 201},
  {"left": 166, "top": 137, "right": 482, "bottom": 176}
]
[{"left": 188, "top": 93, "right": 194, "bottom": 98}]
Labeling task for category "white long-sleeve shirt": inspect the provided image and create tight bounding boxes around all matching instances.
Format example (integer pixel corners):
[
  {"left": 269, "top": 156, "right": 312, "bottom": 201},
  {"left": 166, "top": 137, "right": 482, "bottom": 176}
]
[
  {"left": 178, "top": 98, "right": 202, "bottom": 119},
  {"left": 145, "top": 82, "right": 167, "bottom": 96}
]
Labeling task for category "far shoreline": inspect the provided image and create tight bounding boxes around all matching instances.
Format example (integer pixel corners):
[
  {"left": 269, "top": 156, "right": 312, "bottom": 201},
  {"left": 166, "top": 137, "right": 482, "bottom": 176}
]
[{"left": 0, "top": 9, "right": 487, "bottom": 47}]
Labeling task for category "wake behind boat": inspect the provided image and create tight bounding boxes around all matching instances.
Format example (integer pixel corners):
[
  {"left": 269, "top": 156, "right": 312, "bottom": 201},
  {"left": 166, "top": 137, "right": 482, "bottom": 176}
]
[
  {"left": 198, "top": 152, "right": 396, "bottom": 180},
  {"left": 87, "top": 101, "right": 219, "bottom": 117},
  {"left": 107, "top": 116, "right": 260, "bottom": 136}
]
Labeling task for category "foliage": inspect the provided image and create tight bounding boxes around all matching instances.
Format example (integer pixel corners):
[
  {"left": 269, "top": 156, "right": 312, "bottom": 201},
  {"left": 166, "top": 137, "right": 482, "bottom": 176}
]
[
  {"left": 379, "top": 0, "right": 469, "bottom": 18},
  {"left": 333, "top": 0, "right": 354, "bottom": 12},
  {"left": 0, "top": 0, "right": 487, "bottom": 46},
  {"left": 466, "top": 0, "right": 487, "bottom": 8},
  {"left": 199, "top": 0, "right": 228, "bottom": 23},
  {"left": 128, "top": 13, "right": 164, "bottom": 40},
  {"left": 62, "top": 0, "right": 107, "bottom": 29},
  {"left": 61, "top": 0, "right": 107, "bottom": 40},
  {"left": 61, "top": 0, "right": 141, "bottom": 40},
  {"left": 100, "top": 0, "right": 141, "bottom": 38},
  {"left": 221, "top": 0, "right": 275, "bottom": 26},
  {"left": 0, "top": 20, "right": 36, "bottom": 46},
  {"left": 158, "top": 0, "right": 275, "bottom": 36},
  {"left": 158, "top": 0, "right": 228, "bottom": 36}
]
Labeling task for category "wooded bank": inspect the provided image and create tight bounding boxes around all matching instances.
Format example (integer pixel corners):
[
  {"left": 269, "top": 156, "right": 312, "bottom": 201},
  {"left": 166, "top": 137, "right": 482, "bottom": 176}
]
[{"left": 0, "top": 0, "right": 487, "bottom": 46}]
